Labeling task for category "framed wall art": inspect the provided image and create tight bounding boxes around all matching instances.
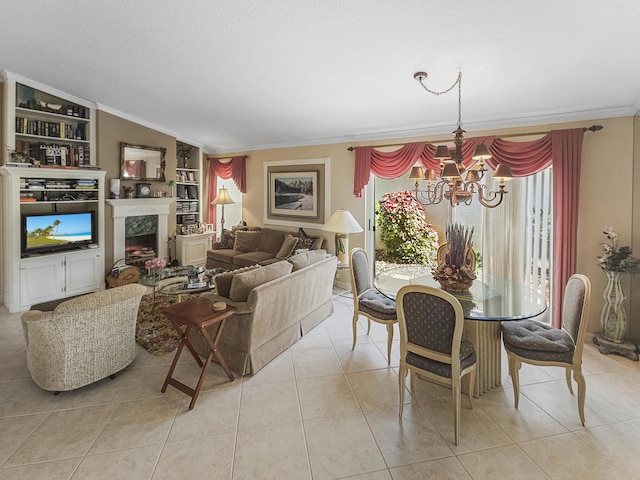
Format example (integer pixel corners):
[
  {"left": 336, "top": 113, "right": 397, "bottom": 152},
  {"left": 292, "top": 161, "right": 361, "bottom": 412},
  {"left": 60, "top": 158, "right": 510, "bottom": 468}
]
[{"left": 263, "top": 158, "right": 330, "bottom": 228}]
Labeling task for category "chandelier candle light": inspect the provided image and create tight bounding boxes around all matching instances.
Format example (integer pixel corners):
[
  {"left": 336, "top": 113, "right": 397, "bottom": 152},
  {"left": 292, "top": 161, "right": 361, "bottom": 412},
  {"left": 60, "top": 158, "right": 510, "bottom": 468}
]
[
  {"left": 322, "top": 209, "right": 363, "bottom": 266},
  {"left": 411, "top": 71, "right": 513, "bottom": 208}
]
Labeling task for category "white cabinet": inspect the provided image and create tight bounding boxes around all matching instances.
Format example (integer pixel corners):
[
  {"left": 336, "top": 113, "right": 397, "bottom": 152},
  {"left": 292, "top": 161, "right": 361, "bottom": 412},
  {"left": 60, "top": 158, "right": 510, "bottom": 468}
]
[
  {"left": 19, "top": 249, "right": 103, "bottom": 307},
  {"left": 176, "top": 233, "right": 214, "bottom": 267},
  {"left": 175, "top": 140, "right": 203, "bottom": 229}
]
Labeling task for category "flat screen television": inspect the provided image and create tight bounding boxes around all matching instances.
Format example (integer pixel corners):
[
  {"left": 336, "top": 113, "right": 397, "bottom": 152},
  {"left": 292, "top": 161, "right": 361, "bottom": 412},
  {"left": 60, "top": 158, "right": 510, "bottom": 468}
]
[{"left": 21, "top": 211, "right": 96, "bottom": 257}]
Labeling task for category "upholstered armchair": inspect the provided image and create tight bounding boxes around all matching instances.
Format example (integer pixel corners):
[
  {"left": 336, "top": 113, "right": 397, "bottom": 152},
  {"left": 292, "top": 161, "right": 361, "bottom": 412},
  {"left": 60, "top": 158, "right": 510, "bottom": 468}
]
[{"left": 22, "top": 284, "right": 147, "bottom": 393}]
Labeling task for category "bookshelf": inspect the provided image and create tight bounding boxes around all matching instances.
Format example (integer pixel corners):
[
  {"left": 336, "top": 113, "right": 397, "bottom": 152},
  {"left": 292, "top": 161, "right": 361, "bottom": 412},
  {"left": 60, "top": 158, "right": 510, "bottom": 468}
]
[{"left": 175, "top": 140, "right": 203, "bottom": 228}]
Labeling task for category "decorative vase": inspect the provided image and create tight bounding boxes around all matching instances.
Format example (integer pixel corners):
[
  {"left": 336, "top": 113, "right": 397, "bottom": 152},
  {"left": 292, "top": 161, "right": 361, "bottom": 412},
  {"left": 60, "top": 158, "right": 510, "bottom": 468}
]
[{"left": 600, "top": 270, "right": 627, "bottom": 343}]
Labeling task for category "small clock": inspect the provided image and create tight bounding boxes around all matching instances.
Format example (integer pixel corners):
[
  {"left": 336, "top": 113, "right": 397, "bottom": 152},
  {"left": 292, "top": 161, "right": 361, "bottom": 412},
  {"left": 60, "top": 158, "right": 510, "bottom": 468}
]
[{"left": 136, "top": 183, "right": 152, "bottom": 198}]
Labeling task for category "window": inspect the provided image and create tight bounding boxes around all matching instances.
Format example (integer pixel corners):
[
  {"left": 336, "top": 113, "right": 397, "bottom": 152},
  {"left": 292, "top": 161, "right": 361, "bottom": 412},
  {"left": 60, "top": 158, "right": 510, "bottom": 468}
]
[{"left": 214, "top": 177, "right": 243, "bottom": 231}]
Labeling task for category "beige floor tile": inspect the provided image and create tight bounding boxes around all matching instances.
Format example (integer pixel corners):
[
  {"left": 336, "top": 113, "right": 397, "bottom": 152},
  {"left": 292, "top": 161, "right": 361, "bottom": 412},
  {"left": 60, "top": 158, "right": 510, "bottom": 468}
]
[
  {"left": 168, "top": 387, "right": 241, "bottom": 441},
  {"left": 346, "top": 470, "right": 392, "bottom": 480},
  {"left": 234, "top": 422, "right": 311, "bottom": 480},
  {"left": 348, "top": 368, "right": 407, "bottom": 412},
  {"left": 520, "top": 433, "right": 630, "bottom": 479},
  {"left": 72, "top": 444, "right": 162, "bottom": 480},
  {"left": 241, "top": 349, "right": 294, "bottom": 386},
  {"left": 0, "top": 414, "right": 48, "bottom": 464},
  {"left": 389, "top": 456, "right": 472, "bottom": 479},
  {"left": 0, "top": 458, "right": 82, "bottom": 480},
  {"left": 419, "top": 396, "right": 512, "bottom": 453},
  {"left": 573, "top": 422, "right": 640, "bottom": 477},
  {"left": 0, "top": 379, "right": 64, "bottom": 417},
  {"left": 478, "top": 387, "right": 568, "bottom": 442},
  {"left": 291, "top": 323, "right": 334, "bottom": 350},
  {"left": 89, "top": 396, "right": 180, "bottom": 454},
  {"left": 122, "top": 364, "right": 191, "bottom": 402},
  {"left": 175, "top": 357, "right": 239, "bottom": 393},
  {"left": 0, "top": 337, "right": 29, "bottom": 382},
  {"left": 335, "top": 342, "right": 391, "bottom": 372},
  {"left": 5, "top": 404, "right": 117, "bottom": 466},
  {"left": 304, "top": 412, "right": 386, "bottom": 480},
  {"left": 375, "top": 338, "right": 401, "bottom": 367},
  {"left": 624, "top": 417, "right": 640, "bottom": 433},
  {"left": 238, "top": 380, "right": 300, "bottom": 430},
  {"left": 153, "top": 433, "right": 235, "bottom": 480},
  {"left": 457, "top": 444, "right": 548, "bottom": 479},
  {"left": 584, "top": 371, "right": 640, "bottom": 421},
  {"left": 55, "top": 373, "right": 133, "bottom": 410},
  {"left": 291, "top": 346, "right": 343, "bottom": 379},
  {"left": 366, "top": 404, "right": 453, "bottom": 468},
  {"left": 297, "top": 374, "right": 360, "bottom": 420}
]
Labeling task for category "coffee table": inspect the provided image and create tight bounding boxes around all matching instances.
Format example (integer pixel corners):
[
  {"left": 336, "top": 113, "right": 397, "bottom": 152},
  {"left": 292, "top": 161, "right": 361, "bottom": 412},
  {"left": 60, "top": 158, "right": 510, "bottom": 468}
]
[
  {"left": 161, "top": 297, "right": 237, "bottom": 409},
  {"left": 158, "top": 279, "right": 216, "bottom": 302}
]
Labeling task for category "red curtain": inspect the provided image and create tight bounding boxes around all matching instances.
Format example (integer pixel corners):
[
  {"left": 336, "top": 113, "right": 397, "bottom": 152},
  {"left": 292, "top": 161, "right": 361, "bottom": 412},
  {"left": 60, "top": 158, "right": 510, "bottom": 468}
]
[
  {"left": 353, "top": 128, "right": 584, "bottom": 327},
  {"left": 207, "top": 156, "right": 246, "bottom": 226}
]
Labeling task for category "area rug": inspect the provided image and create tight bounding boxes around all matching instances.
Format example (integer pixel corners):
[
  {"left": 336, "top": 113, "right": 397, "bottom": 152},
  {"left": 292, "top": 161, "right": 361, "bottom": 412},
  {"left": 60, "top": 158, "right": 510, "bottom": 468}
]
[{"left": 135, "top": 293, "right": 182, "bottom": 355}]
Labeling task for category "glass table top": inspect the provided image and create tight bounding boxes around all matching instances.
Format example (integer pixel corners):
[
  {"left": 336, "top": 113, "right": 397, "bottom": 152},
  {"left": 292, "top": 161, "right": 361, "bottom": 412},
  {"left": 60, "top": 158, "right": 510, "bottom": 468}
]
[{"left": 375, "top": 266, "right": 547, "bottom": 321}]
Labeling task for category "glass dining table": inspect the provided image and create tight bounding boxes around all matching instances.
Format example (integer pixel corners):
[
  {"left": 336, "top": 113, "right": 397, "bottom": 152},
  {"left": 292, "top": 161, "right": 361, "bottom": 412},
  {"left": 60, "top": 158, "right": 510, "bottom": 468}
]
[{"left": 375, "top": 265, "right": 547, "bottom": 395}]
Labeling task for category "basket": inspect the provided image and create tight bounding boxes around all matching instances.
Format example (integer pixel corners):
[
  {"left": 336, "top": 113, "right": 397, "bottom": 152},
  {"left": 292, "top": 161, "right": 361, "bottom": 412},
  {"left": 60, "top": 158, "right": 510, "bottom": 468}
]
[{"left": 106, "top": 259, "right": 140, "bottom": 288}]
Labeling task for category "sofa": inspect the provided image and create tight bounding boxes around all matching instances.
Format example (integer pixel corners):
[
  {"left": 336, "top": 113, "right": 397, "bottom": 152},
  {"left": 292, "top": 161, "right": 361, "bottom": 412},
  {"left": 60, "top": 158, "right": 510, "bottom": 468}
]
[
  {"left": 190, "top": 250, "right": 338, "bottom": 376},
  {"left": 21, "top": 284, "right": 147, "bottom": 392},
  {"left": 206, "top": 226, "right": 326, "bottom": 270}
]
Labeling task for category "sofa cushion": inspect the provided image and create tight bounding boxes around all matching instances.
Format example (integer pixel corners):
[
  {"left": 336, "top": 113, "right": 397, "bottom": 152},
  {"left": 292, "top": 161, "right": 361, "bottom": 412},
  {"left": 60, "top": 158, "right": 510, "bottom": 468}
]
[
  {"left": 288, "top": 249, "right": 327, "bottom": 271},
  {"left": 229, "top": 261, "right": 293, "bottom": 302},
  {"left": 207, "top": 248, "right": 243, "bottom": 264},
  {"left": 276, "top": 234, "right": 299, "bottom": 260},
  {"left": 215, "top": 264, "right": 260, "bottom": 297},
  {"left": 234, "top": 251, "right": 276, "bottom": 267},
  {"left": 234, "top": 230, "right": 261, "bottom": 253},
  {"left": 218, "top": 229, "right": 236, "bottom": 249},
  {"left": 259, "top": 228, "right": 288, "bottom": 255}
]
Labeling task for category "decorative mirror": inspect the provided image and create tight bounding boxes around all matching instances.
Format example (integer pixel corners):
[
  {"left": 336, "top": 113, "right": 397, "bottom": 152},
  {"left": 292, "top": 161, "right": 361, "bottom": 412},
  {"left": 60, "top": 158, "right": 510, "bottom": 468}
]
[{"left": 120, "top": 142, "right": 166, "bottom": 182}]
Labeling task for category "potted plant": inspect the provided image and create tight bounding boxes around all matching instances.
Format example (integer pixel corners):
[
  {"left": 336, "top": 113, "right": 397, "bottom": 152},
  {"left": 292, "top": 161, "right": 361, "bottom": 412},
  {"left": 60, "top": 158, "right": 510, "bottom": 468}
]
[
  {"left": 597, "top": 227, "right": 640, "bottom": 343},
  {"left": 432, "top": 222, "right": 477, "bottom": 292}
]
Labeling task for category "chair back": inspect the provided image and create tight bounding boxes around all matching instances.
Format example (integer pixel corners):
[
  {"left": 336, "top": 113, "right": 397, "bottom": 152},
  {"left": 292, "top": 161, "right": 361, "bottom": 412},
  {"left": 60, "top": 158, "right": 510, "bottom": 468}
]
[
  {"left": 397, "top": 285, "right": 465, "bottom": 376},
  {"left": 561, "top": 273, "right": 591, "bottom": 362},
  {"left": 350, "top": 248, "right": 371, "bottom": 296}
]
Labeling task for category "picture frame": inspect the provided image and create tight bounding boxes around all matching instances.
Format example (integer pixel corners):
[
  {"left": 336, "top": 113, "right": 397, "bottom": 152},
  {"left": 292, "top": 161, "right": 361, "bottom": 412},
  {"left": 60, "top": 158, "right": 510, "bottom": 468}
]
[
  {"left": 206, "top": 223, "right": 214, "bottom": 233},
  {"left": 263, "top": 158, "right": 331, "bottom": 228}
]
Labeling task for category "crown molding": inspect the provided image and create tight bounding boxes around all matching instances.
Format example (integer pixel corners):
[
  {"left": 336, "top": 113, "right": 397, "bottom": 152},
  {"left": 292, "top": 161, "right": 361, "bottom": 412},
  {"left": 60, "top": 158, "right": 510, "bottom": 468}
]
[{"left": 1, "top": 70, "right": 95, "bottom": 109}]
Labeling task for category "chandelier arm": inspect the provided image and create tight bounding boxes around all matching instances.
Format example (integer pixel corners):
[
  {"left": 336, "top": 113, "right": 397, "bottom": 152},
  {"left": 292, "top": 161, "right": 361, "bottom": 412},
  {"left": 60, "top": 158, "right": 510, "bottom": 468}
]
[
  {"left": 475, "top": 183, "right": 507, "bottom": 208},
  {"left": 413, "top": 180, "right": 448, "bottom": 206}
]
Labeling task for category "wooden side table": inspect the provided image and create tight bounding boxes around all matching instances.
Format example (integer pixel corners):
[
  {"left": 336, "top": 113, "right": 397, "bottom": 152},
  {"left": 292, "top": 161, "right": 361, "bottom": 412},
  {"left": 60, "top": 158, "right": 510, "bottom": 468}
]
[{"left": 161, "top": 296, "right": 236, "bottom": 409}]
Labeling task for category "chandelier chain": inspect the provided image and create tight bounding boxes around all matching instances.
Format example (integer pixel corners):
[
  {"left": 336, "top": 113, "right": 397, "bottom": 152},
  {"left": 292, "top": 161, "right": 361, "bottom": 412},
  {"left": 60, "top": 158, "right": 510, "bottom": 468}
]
[{"left": 416, "top": 71, "right": 463, "bottom": 129}]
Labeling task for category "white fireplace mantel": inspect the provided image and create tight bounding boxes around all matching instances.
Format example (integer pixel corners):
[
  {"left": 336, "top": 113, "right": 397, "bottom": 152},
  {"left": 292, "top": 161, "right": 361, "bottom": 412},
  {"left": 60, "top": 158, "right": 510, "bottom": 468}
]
[{"left": 106, "top": 198, "right": 173, "bottom": 262}]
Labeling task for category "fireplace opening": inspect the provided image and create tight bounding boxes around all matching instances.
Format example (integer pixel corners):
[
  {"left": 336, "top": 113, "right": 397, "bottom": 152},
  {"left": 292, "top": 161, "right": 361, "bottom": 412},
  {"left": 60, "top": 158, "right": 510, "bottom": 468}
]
[{"left": 125, "top": 215, "right": 158, "bottom": 267}]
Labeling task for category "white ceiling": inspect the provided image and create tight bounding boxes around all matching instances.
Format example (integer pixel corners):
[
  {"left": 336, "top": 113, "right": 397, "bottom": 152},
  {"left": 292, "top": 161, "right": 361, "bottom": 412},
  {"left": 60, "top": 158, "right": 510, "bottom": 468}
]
[{"left": 2, "top": 0, "right": 640, "bottom": 154}]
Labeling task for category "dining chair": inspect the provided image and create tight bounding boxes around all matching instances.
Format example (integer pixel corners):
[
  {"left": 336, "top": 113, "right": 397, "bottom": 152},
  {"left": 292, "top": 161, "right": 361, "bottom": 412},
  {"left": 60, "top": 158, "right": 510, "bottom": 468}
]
[
  {"left": 501, "top": 273, "right": 591, "bottom": 425},
  {"left": 349, "top": 248, "right": 397, "bottom": 364},
  {"left": 396, "top": 284, "right": 477, "bottom": 445}
]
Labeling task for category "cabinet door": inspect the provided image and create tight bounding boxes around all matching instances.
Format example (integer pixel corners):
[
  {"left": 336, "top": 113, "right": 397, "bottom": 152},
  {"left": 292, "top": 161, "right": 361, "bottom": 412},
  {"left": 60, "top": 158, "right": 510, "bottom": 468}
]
[
  {"left": 20, "top": 256, "right": 65, "bottom": 306},
  {"left": 177, "top": 234, "right": 212, "bottom": 267},
  {"left": 66, "top": 250, "right": 103, "bottom": 296}
]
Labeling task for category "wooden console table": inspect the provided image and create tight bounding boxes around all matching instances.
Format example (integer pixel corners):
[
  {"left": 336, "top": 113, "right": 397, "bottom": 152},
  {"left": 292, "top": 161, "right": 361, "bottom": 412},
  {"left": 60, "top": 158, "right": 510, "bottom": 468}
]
[{"left": 161, "top": 296, "right": 236, "bottom": 409}]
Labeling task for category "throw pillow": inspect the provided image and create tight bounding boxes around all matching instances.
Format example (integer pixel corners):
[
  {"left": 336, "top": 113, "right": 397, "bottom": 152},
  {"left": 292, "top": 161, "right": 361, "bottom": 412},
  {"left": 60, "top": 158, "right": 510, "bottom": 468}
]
[
  {"left": 287, "top": 249, "right": 327, "bottom": 271},
  {"left": 219, "top": 229, "right": 235, "bottom": 249},
  {"left": 275, "top": 234, "right": 299, "bottom": 260},
  {"left": 295, "top": 227, "right": 320, "bottom": 250},
  {"left": 234, "top": 230, "right": 261, "bottom": 253},
  {"left": 229, "top": 261, "right": 293, "bottom": 302},
  {"left": 215, "top": 265, "right": 260, "bottom": 297}
]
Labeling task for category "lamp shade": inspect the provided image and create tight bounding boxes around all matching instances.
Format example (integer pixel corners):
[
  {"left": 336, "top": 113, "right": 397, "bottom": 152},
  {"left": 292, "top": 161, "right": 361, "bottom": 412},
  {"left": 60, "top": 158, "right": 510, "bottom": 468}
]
[
  {"left": 434, "top": 145, "right": 452, "bottom": 160},
  {"left": 472, "top": 144, "right": 492, "bottom": 161},
  {"left": 211, "top": 186, "right": 235, "bottom": 205},
  {"left": 440, "top": 162, "right": 462, "bottom": 179},
  {"left": 409, "top": 166, "right": 425, "bottom": 180},
  {"left": 492, "top": 164, "right": 514, "bottom": 182},
  {"left": 322, "top": 210, "right": 363, "bottom": 234}
]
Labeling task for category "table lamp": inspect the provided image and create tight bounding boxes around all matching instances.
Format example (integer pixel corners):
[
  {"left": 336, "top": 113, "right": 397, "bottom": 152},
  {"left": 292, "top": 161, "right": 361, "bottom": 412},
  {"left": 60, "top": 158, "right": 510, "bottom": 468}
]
[
  {"left": 211, "top": 186, "right": 235, "bottom": 232},
  {"left": 322, "top": 209, "right": 363, "bottom": 266}
]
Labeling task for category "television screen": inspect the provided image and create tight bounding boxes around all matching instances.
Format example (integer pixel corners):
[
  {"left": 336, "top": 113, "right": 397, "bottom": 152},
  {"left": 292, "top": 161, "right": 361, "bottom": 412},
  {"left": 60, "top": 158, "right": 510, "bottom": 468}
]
[{"left": 22, "top": 212, "right": 95, "bottom": 256}]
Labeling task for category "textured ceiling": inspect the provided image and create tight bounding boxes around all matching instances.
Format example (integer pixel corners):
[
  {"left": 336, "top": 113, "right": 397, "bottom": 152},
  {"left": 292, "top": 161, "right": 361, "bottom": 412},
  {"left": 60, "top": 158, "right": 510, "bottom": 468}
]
[{"left": 2, "top": 0, "right": 640, "bottom": 153}]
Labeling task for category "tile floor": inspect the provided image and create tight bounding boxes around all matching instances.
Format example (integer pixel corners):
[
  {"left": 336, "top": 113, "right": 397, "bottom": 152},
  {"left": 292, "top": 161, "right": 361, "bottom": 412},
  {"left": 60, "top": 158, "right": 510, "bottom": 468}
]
[{"left": 1, "top": 292, "right": 640, "bottom": 479}]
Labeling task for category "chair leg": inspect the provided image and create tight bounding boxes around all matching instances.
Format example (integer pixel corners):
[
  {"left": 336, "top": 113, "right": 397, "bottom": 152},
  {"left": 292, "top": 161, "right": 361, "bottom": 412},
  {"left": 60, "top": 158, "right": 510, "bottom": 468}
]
[
  {"left": 453, "top": 385, "right": 461, "bottom": 445},
  {"left": 385, "top": 323, "right": 394, "bottom": 365},
  {"left": 574, "top": 369, "right": 586, "bottom": 426},
  {"left": 507, "top": 352, "right": 521, "bottom": 409},
  {"left": 466, "top": 367, "right": 476, "bottom": 409},
  {"left": 366, "top": 318, "right": 371, "bottom": 335},
  {"left": 351, "top": 313, "right": 358, "bottom": 351},
  {"left": 565, "top": 367, "right": 574, "bottom": 395},
  {"left": 398, "top": 366, "right": 408, "bottom": 417}
]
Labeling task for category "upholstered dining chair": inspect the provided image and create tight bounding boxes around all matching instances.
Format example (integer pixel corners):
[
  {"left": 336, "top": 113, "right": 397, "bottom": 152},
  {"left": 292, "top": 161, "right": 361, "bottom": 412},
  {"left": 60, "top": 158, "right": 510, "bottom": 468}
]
[
  {"left": 396, "top": 284, "right": 477, "bottom": 445},
  {"left": 349, "top": 247, "right": 397, "bottom": 364},
  {"left": 501, "top": 274, "right": 591, "bottom": 425}
]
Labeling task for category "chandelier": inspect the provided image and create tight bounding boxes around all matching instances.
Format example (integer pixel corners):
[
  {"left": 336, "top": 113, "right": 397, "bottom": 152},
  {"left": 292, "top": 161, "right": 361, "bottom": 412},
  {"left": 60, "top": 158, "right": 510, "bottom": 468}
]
[{"left": 410, "top": 71, "right": 513, "bottom": 208}]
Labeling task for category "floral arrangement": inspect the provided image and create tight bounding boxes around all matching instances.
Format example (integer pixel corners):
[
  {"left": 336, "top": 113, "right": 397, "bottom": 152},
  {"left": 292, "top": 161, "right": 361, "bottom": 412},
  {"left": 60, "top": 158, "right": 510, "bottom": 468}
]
[
  {"left": 432, "top": 222, "right": 477, "bottom": 289},
  {"left": 376, "top": 190, "right": 439, "bottom": 265},
  {"left": 145, "top": 257, "right": 167, "bottom": 269},
  {"left": 598, "top": 227, "right": 640, "bottom": 274}
]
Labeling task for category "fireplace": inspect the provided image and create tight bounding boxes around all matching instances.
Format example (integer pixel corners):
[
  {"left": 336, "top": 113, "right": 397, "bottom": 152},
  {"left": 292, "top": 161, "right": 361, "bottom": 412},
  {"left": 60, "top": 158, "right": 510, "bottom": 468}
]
[{"left": 106, "top": 198, "right": 172, "bottom": 265}]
